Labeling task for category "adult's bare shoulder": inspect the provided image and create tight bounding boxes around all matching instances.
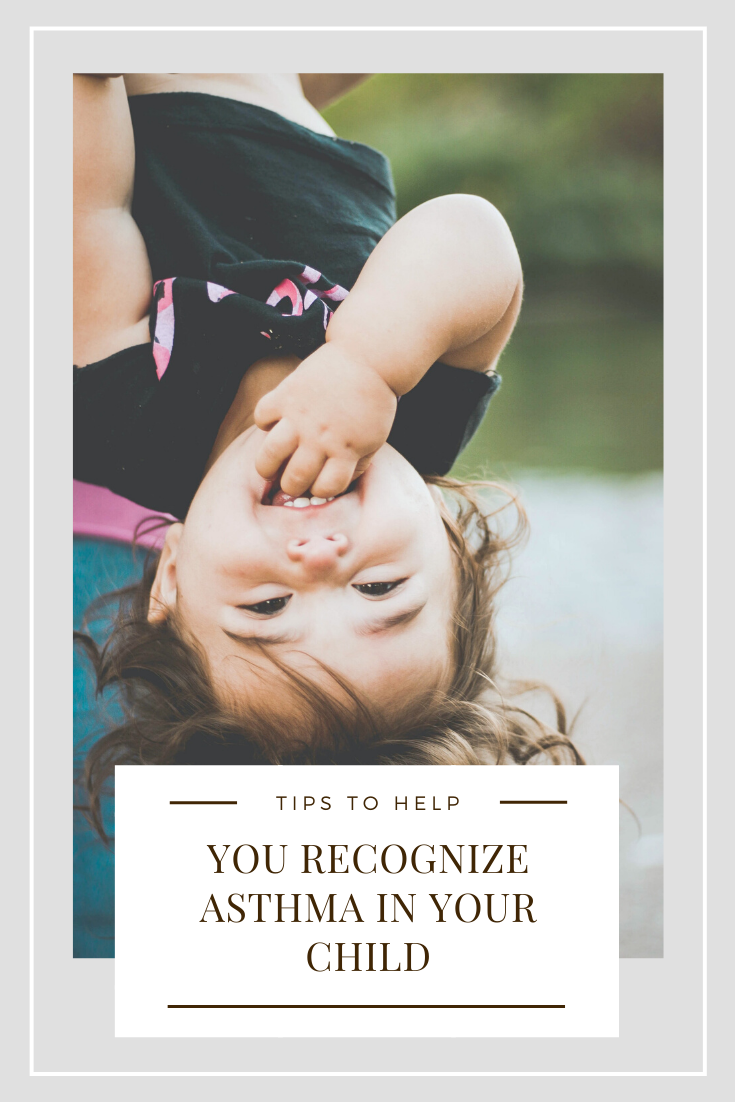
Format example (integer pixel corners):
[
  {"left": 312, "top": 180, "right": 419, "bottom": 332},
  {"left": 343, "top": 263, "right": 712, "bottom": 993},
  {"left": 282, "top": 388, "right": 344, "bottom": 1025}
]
[
  {"left": 298, "top": 74, "right": 371, "bottom": 110},
  {"left": 74, "top": 75, "right": 152, "bottom": 366}
]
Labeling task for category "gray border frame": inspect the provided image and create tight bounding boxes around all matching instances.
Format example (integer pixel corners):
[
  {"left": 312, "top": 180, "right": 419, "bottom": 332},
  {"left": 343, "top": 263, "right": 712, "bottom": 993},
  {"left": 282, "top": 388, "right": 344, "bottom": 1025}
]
[{"left": 15, "top": 0, "right": 722, "bottom": 1089}]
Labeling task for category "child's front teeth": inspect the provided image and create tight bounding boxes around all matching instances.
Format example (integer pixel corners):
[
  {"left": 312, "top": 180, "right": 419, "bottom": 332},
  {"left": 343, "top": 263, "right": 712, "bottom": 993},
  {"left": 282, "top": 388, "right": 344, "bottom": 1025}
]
[{"left": 281, "top": 496, "right": 335, "bottom": 508}]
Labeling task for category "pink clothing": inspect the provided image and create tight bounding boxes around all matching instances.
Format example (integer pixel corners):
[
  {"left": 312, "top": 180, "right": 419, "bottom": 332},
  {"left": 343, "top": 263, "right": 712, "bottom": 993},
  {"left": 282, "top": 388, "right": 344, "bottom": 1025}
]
[{"left": 73, "top": 480, "right": 173, "bottom": 548}]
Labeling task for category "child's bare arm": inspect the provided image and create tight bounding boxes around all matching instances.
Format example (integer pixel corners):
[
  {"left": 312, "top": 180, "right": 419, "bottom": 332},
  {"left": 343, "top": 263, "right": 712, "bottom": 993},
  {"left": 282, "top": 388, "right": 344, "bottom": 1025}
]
[
  {"left": 325, "top": 193, "right": 523, "bottom": 384},
  {"left": 254, "top": 195, "right": 522, "bottom": 499},
  {"left": 74, "top": 74, "right": 152, "bottom": 366}
]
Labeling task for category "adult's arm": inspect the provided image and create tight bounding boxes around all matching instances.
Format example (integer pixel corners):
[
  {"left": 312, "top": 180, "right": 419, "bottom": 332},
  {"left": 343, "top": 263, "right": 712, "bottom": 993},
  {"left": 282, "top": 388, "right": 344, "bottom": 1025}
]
[
  {"left": 74, "top": 74, "right": 152, "bottom": 366},
  {"left": 298, "top": 74, "right": 372, "bottom": 110}
]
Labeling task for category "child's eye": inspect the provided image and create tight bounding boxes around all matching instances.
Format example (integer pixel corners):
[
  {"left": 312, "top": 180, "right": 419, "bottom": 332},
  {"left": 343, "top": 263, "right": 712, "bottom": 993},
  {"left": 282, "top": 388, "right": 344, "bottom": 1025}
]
[
  {"left": 353, "top": 580, "right": 406, "bottom": 598},
  {"left": 239, "top": 595, "right": 291, "bottom": 615}
]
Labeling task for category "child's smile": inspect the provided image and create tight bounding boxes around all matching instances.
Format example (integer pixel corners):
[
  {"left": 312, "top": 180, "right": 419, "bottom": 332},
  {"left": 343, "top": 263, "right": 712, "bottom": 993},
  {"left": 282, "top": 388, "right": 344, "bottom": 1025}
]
[
  {"left": 262, "top": 475, "right": 360, "bottom": 509},
  {"left": 147, "top": 433, "right": 456, "bottom": 719}
]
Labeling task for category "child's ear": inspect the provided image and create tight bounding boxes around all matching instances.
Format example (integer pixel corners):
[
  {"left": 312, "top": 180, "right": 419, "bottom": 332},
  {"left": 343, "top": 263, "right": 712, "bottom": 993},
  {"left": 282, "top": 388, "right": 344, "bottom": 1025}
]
[{"left": 148, "top": 523, "right": 184, "bottom": 623}]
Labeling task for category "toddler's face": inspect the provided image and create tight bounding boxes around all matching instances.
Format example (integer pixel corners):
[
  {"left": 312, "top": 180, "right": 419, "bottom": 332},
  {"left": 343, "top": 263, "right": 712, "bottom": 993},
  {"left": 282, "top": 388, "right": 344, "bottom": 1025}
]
[{"left": 150, "top": 428, "right": 456, "bottom": 717}]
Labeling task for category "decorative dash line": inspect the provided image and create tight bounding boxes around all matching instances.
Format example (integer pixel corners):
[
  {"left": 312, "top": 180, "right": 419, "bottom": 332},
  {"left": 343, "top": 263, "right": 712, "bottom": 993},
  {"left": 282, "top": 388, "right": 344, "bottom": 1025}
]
[
  {"left": 499, "top": 800, "right": 567, "bottom": 804},
  {"left": 168, "top": 1004, "right": 565, "bottom": 1010},
  {"left": 169, "top": 801, "right": 238, "bottom": 805}
]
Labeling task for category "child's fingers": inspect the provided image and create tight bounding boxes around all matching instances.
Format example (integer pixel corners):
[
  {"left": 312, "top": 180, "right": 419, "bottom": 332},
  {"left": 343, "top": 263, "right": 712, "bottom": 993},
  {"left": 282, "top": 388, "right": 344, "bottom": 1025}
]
[
  {"left": 310, "top": 457, "right": 358, "bottom": 500},
  {"left": 353, "top": 451, "right": 378, "bottom": 477},
  {"left": 255, "top": 419, "right": 299, "bottom": 480},
  {"left": 253, "top": 390, "right": 283, "bottom": 431},
  {"left": 280, "top": 446, "right": 327, "bottom": 499}
]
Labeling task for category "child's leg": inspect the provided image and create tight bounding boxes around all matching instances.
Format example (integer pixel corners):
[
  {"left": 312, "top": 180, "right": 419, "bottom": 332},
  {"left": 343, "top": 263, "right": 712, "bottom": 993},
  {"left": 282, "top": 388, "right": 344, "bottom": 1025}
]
[{"left": 74, "top": 75, "right": 152, "bottom": 366}]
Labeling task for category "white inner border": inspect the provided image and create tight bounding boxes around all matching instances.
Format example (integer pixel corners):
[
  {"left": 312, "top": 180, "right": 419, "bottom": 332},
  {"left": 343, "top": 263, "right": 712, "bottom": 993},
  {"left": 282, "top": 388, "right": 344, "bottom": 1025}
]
[{"left": 30, "top": 21, "right": 705, "bottom": 1079}]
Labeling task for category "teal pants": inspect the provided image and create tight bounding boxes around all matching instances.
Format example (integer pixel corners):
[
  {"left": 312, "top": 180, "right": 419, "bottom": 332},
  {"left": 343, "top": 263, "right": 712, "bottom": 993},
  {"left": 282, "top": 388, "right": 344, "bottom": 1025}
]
[{"left": 73, "top": 537, "right": 145, "bottom": 958}]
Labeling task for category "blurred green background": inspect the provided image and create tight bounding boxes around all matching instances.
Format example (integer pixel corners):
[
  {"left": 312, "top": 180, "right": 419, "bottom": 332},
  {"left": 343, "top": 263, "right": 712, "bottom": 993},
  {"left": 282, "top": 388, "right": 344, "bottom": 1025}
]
[{"left": 324, "top": 74, "right": 663, "bottom": 476}]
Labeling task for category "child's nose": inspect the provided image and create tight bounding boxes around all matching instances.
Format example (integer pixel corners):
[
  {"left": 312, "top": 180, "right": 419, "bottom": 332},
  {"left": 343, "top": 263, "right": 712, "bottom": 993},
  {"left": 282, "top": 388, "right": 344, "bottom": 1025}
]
[{"left": 286, "top": 533, "right": 350, "bottom": 574}]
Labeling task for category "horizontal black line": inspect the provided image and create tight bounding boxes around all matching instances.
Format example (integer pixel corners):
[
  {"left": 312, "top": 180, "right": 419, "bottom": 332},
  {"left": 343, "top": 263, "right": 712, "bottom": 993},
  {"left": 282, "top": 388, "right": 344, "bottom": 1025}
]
[
  {"left": 169, "top": 800, "right": 238, "bottom": 805},
  {"left": 167, "top": 1004, "right": 565, "bottom": 1010},
  {"left": 499, "top": 800, "right": 567, "bottom": 804}
]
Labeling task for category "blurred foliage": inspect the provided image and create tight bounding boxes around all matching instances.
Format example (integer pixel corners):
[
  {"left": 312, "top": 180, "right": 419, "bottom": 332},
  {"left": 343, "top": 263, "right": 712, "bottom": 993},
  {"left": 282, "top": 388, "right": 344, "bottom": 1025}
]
[{"left": 325, "top": 75, "right": 663, "bottom": 472}]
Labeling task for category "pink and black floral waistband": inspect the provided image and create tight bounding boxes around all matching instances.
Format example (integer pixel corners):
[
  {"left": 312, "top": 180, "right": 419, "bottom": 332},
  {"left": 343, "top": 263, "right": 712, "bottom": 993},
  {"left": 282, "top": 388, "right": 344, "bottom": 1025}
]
[{"left": 151, "top": 263, "right": 348, "bottom": 380}]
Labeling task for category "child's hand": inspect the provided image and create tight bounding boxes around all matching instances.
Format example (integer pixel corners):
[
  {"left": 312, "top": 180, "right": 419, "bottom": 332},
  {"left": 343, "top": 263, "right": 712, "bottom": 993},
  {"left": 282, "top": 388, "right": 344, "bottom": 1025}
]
[{"left": 253, "top": 343, "right": 398, "bottom": 500}]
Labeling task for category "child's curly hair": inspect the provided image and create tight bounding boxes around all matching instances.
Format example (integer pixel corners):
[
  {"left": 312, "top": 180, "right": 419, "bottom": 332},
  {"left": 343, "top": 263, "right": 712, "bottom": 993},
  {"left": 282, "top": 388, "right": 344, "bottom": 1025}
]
[{"left": 75, "top": 477, "right": 583, "bottom": 840}]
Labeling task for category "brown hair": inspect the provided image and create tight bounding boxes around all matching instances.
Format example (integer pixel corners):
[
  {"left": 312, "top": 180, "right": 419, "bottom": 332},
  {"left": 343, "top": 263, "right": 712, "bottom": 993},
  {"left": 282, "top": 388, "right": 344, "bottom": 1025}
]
[{"left": 75, "top": 478, "right": 583, "bottom": 840}]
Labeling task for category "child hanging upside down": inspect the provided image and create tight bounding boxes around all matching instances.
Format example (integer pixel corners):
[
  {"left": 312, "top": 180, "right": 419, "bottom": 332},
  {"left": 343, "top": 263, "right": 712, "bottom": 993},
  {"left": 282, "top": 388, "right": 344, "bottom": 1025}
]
[{"left": 73, "top": 74, "right": 581, "bottom": 836}]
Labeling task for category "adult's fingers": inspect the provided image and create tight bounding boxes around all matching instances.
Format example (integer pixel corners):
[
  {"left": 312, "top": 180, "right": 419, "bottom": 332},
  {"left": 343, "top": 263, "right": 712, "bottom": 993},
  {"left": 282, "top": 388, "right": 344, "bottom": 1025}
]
[
  {"left": 310, "top": 457, "right": 357, "bottom": 500},
  {"left": 280, "top": 446, "right": 327, "bottom": 499},
  {"left": 255, "top": 419, "right": 299, "bottom": 480}
]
